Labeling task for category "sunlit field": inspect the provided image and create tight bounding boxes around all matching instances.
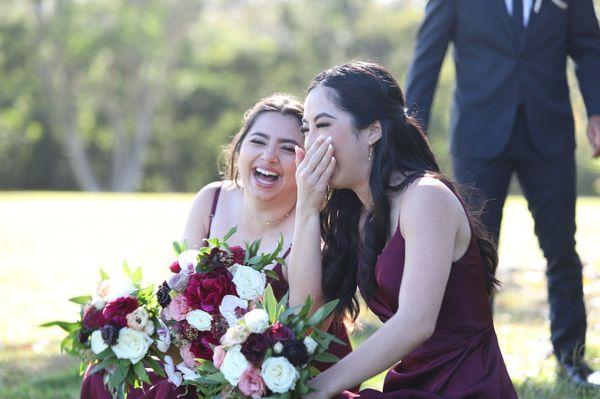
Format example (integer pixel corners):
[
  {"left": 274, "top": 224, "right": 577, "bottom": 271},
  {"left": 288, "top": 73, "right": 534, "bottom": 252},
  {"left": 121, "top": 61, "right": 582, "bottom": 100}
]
[{"left": 0, "top": 192, "right": 598, "bottom": 398}]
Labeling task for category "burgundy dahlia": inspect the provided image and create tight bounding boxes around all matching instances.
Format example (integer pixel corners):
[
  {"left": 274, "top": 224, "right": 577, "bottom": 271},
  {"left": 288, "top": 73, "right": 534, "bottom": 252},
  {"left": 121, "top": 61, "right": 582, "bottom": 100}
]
[
  {"left": 101, "top": 296, "right": 139, "bottom": 328},
  {"left": 184, "top": 268, "right": 236, "bottom": 312},
  {"left": 82, "top": 305, "right": 104, "bottom": 330},
  {"left": 189, "top": 331, "right": 219, "bottom": 361}
]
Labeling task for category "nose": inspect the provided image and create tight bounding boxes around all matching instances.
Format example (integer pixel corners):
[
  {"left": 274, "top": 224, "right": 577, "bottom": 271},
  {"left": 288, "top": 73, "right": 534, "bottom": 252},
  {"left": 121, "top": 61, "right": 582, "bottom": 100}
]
[{"left": 261, "top": 143, "right": 278, "bottom": 163}]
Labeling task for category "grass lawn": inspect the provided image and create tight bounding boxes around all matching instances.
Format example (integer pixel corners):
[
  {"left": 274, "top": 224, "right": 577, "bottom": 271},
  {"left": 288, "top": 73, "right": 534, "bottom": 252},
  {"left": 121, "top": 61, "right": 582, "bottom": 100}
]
[{"left": 0, "top": 192, "right": 598, "bottom": 398}]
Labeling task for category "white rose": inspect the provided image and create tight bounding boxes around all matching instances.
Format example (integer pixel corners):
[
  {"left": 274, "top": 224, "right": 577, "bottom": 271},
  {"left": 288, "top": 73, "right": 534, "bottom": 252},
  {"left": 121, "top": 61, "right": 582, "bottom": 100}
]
[
  {"left": 242, "top": 309, "right": 269, "bottom": 333},
  {"left": 178, "top": 250, "right": 200, "bottom": 269},
  {"left": 126, "top": 307, "right": 149, "bottom": 331},
  {"left": 232, "top": 266, "right": 266, "bottom": 300},
  {"left": 219, "top": 346, "right": 249, "bottom": 386},
  {"left": 228, "top": 263, "right": 242, "bottom": 277},
  {"left": 261, "top": 356, "right": 299, "bottom": 393},
  {"left": 91, "top": 330, "right": 108, "bottom": 354},
  {"left": 186, "top": 310, "right": 212, "bottom": 331},
  {"left": 219, "top": 295, "right": 248, "bottom": 327},
  {"left": 221, "top": 324, "right": 251, "bottom": 348},
  {"left": 303, "top": 336, "right": 318, "bottom": 354},
  {"left": 105, "top": 278, "right": 136, "bottom": 302},
  {"left": 111, "top": 328, "right": 153, "bottom": 364}
]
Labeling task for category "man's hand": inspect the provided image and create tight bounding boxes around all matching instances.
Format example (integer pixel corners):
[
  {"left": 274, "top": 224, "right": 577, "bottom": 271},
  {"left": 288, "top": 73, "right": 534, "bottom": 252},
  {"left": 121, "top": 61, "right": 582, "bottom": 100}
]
[{"left": 586, "top": 115, "right": 600, "bottom": 158}]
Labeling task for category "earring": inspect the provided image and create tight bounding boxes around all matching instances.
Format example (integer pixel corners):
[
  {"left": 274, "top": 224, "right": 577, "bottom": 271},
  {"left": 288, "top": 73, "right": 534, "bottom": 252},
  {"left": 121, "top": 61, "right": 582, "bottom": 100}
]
[{"left": 368, "top": 141, "right": 373, "bottom": 161}]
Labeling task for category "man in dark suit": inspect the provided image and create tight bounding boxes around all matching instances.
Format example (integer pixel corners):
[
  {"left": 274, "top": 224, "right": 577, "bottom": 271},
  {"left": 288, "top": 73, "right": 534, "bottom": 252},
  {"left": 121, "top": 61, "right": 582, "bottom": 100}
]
[{"left": 405, "top": 0, "right": 600, "bottom": 388}]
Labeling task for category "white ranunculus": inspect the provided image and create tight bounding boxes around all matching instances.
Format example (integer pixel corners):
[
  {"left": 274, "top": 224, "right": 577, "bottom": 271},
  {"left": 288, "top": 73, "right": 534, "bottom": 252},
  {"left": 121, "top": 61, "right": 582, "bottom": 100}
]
[
  {"left": 186, "top": 309, "right": 212, "bottom": 331},
  {"left": 219, "top": 346, "right": 249, "bottom": 386},
  {"left": 303, "top": 336, "right": 318, "bottom": 354},
  {"left": 178, "top": 250, "right": 200, "bottom": 269},
  {"left": 111, "top": 328, "right": 153, "bottom": 364},
  {"left": 261, "top": 356, "right": 300, "bottom": 393},
  {"left": 232, "top": 266, "right": 266, "bottom": 300},
  {"left": 242, "top": 308, "right": 269, "bottom": 333},
  {"left": 219, "top": 295, "right": 248, "bottom": 327},
  {"left": 105, "top": 278, "right": 136, "bottom": 302},
  {"left": 91, "top": 330, "right": 108, "bottom": 354},
  {"left": 221, "top": 324, "right": 251, "bottom": 348}
]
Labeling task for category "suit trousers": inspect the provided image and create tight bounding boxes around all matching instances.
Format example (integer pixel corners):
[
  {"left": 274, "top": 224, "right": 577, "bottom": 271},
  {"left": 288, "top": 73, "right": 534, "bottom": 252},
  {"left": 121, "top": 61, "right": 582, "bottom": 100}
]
[{"left": 452, "top": 105, "right": 587, "bottom": 364}]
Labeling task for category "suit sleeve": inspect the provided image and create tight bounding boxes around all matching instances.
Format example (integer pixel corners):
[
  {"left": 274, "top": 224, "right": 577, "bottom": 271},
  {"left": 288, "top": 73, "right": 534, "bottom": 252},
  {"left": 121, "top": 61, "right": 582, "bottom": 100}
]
[
  {"left": 404, "top": 0, "right": 456, "bottom": 132},
  {"left": 568, "top": 0, "right": 600, "bottom": 117}
]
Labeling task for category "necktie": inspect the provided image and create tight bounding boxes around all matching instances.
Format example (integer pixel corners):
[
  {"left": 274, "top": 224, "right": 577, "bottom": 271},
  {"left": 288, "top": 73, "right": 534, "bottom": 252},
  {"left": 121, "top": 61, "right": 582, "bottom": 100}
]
[{"left": 513, "top": 0, "right": 524, "bottom": 30}]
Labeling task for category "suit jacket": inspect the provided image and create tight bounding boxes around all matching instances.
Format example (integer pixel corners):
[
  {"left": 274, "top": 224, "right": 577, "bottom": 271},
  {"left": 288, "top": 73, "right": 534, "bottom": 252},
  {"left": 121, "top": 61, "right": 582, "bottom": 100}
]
[{"left": 405, "top": 0, "right": 600, "bottom": 159}]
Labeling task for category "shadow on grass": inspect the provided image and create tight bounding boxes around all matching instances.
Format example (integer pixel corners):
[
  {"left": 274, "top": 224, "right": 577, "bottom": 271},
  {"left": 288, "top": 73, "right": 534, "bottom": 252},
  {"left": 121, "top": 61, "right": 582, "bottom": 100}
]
[{"left": 516, "top": 376, "right": 600, "bottom": 399}]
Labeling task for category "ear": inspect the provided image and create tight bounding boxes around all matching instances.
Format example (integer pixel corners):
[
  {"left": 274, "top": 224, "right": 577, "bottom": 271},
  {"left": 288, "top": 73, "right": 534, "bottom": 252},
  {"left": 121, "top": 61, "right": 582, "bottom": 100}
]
[{"left": 368, "top": 120, "right": 383, "bottom": 144}]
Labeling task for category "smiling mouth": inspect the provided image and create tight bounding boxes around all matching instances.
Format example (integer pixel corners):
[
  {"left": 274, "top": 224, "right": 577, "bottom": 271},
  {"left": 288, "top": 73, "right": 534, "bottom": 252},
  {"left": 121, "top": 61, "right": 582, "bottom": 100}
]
[{"left": 253, "top": 167, "right": 280, "bottom": 184}]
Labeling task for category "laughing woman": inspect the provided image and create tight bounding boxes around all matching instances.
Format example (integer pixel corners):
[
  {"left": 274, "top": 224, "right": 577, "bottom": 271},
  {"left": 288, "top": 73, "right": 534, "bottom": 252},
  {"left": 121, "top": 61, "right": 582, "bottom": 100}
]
[
  {"left": 80, "top": 94, "right": 354, "bottom": 398},
  {"left": 288, "top": 62, "right": 517, "bottom": 398}
]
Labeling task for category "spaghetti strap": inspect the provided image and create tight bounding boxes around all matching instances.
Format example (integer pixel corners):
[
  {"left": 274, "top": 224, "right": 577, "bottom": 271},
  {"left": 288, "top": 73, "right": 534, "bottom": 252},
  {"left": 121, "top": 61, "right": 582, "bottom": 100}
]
[{"left": 206, "top": 186, "right": 222, "bottom": 238}]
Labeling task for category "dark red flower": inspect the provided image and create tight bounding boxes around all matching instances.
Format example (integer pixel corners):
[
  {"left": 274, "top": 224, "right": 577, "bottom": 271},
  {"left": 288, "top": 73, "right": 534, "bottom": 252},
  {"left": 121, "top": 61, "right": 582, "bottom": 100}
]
[
  {"left": 265, "top": 322, "right": 295, "bottom": 344},
  {"left": 82, "top": 305, "right": 105, "bottom": 330},
  {"left": 210, "top": 314, "right": 229, "bottom": 342},
  {"left": 101, "top": 296, "right": 139, "bottom": 328},
  {"left": 229, "top": 246, "right": 246, "bottom": 265},
  {"left": 241, "top": 333, "right": 270, "bottom": 366},
  {"left": 185, "top": 268, "right": 236, "bottom": 312},
  {"left": 189, "top": 331, "right": 218, "bottom": 361},
  {"left": 170, "top": 261, "right": 181, "bottom": 273},
  {"left": 282, "top": 339, "right": 309, "bottom": 367}
]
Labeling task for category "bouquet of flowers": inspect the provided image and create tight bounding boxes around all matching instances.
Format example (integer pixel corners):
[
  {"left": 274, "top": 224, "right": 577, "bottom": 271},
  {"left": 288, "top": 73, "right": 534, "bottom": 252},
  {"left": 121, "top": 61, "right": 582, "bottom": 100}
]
[
  {"left": 155, "top": 228, "right": 286, "bottom": 383},
  {"left": 188, "top": 285, "right": 342, "bottom": 398},
  {"left": 42, "top": 264, "right": 166, "bottom": 398},
  {"left": 157, "top": 227, "right": 343, "bottom": 398}
]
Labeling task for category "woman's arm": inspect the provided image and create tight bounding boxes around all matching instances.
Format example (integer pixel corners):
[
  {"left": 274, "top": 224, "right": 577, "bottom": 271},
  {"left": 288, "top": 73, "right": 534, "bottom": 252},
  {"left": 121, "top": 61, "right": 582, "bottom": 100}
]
[
  {"left": 180, "top": 181, "right": 222, "bottom": 249},
  {"left": 306, "top": 179, "right": 466, "bottom": 398},
  {"left": 288, "top": 137, "right": 335, "bottom": 310}
]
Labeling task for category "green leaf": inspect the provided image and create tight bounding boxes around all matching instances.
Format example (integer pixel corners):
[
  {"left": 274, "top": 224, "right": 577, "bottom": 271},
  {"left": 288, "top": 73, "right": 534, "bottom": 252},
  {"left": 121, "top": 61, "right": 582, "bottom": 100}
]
[
  {"left": 222, "top": 226, "right": 237, "bottom": 242},
  {"left": 314, "top": 352, "right": 340, "bottom": 363},
  {"left": 40, "top": 320, "right": 80, "bottom": 332},
  {"left": 145, "top": 357, "right": 165, "bottom": 377},
  {"left": 133, "top": 361, "right": 151, "bottom": 384},
  {"left": 99, "top": 268, "right": 109, "bottom": 280},
  {"left": 122, "top": 261, "right": 132, "bottom": 277},
  {"left": 307, "top": 299, "right": 339, "bottom": 327},
  {"left": 131, "top": 267, "right": 143, "bottom": 284},
  {"left": 263, "top": 269, "right": 280, "bottom": 281},
  {"left": 263, "top": 284, "right": 277, "bottom": 323},
  {"left": 68, "top": 295, "right": 92, "bottom": 305}
]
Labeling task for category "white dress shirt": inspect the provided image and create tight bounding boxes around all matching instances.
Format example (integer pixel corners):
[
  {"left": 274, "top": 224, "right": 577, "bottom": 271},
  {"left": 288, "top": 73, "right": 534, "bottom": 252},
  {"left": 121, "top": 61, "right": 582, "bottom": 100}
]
[{"left": 505, "top": 0, "right": 533, "bottom": 26}]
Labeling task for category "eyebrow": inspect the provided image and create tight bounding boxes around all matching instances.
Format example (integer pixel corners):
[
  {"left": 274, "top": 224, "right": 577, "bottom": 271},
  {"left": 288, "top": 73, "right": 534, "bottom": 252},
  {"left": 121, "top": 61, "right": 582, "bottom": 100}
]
[
  {"left": 249, "top": 132, "right": 301, "bottom": 147},
  {"left": 301, "top": 112, "right": 337, "bottom": 124}
]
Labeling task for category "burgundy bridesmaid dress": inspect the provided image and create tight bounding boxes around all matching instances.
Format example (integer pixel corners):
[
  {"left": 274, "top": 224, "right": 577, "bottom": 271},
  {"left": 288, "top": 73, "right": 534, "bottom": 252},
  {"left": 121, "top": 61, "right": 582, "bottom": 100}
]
[
  {"left": 340, "top": 212, "right": 517, "bottom": 398},
  {"left": 80, "top": 186, "right": 354, "bottom": 398}
]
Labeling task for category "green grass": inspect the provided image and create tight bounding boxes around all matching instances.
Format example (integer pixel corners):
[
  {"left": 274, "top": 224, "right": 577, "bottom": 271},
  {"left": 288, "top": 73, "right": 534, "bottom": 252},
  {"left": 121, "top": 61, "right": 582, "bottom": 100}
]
[{"left": 0, "top": 192, "right": 598, "bottom": 398}]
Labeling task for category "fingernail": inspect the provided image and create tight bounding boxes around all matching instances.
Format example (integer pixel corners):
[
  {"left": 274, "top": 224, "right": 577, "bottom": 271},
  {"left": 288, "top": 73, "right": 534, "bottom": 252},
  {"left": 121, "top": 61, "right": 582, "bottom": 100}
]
[
  {"left": 326, "top": 136, "right": 332, "bottom": 143},
  {"left": 328, "top": 144, "right": 333, "bottom": 151}
]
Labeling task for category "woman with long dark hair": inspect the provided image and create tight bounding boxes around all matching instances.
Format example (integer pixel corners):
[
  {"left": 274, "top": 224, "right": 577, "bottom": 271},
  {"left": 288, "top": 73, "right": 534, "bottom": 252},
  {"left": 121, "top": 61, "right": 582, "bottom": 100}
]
[
  {"left": 288, "top": 62, "right": 516, "bottom": 398},
  {"left": 80, "top": 94, "right": 354, "bottom": 398}
]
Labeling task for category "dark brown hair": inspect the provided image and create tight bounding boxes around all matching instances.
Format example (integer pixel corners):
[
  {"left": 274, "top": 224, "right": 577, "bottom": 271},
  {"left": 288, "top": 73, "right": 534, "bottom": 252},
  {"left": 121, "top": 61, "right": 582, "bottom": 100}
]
[
  {"left": 220, "top": 93, "right": 304, "bottom": 184},
  {"left": 308, "top": 61, "right": 499, "bottom": 320}
]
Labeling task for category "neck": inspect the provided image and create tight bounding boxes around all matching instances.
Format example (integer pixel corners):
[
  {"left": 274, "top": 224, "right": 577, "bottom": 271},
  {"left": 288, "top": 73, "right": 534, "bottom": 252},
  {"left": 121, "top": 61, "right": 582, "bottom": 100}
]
[
  {"left": 241, "top": 190, "right": 296, "bottom": 232},
  {"left": 353, "top": 179, "right": 373, "bottom": 210}
]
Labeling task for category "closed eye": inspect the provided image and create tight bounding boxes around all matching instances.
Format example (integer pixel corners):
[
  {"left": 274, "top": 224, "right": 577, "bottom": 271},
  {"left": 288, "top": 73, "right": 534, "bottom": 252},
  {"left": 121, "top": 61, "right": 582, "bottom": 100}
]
[
  {"left": 281, "top": 146, "right": 295, "bottom": 154},
  {"left": 250, "top": 139, "right": 266, "bottom": 145}
]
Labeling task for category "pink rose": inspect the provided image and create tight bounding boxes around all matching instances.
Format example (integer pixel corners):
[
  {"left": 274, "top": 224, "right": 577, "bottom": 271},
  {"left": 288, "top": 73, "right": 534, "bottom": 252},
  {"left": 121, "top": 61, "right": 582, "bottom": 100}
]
[
  {"left": 213, "top": 345, "right": 226, "bottom": 369},
  {"left": 163, "top": 294, "right": 190, "bottom": 321},
  {"left": 238, "top": 366, "right": 267, "bottom": 399},
  {"left": 180, "top": 344, "right": 197, "bottom": 368}
]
